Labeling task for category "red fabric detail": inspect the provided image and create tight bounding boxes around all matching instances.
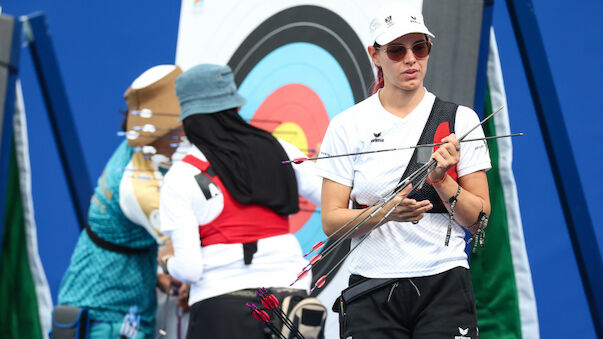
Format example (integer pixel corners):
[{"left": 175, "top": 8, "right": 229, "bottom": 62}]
[
  {"left": 182, "top": 155, "right": 209, "bottom": 172},
  {"left": 183, "top": 155, "right": 289, "bottom": 246},
  {"left": 433, "top": 122, "right": 458, "bottom": 182}
]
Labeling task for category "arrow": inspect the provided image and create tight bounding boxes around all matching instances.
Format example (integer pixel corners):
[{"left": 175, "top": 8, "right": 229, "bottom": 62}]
[
  {"left": 256, "top": 288, "right": 305, "bottom": 339},
  {"left": 282, "top": 133, "right": 521, "bottom": 165},
  {"left": 246, "top": 303, "right": 286, "bottom": 339}
]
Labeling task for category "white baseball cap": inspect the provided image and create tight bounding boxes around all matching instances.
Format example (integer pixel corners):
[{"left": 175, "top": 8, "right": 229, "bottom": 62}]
[{"left": 370, "top": 3, "right": 435, "bottom": 45}]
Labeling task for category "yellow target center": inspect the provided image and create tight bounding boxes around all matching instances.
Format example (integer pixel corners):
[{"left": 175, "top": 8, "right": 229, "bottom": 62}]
[{"left": 272, "top": 122, "right": 308, "bottom": 154}]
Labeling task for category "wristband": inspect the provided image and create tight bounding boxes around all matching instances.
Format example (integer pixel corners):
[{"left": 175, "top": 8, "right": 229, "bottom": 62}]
[
  {"left": 444, "top": 184, "right": 462, "bottom": 246},
  {"left": 427, "top": 173, "right": 447, "bottom": 186}
]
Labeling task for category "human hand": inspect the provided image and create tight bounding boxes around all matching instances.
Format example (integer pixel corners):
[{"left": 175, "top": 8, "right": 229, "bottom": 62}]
[
  {"left": 157, "top": 273, "right": 172, "bottom": 294},
  {"left": 384, "top": 184, "right": 433, "bottom": 223},
  {"left": 428, "top": 133, "right": 460, "bottom": 184},
  {"left": 175, "top": 282, "right": 190, "bottom": 312}
]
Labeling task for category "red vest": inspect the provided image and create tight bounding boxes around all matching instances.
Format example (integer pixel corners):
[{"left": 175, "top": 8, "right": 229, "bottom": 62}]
[{"left": 182, "top": 155, "right": 289, "bottom": 246}]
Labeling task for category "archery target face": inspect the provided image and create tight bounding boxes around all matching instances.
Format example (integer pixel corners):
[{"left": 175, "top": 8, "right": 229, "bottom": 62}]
[{"left": 176, "top": 0, "right": 421, "bottom": 252}]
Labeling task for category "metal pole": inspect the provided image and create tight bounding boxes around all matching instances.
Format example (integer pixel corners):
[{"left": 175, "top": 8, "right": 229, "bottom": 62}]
[
  {"left": 0, "top": 15, "right": 23, "bottom": 261},
  {"left": 23, "top": 13, "right": 92, "bottom": 229}
]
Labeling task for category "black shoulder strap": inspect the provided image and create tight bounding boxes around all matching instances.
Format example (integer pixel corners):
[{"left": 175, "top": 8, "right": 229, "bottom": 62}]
[
  {"left": 398, "top": 97, "right": 458, "bottom": 213},
  {"left": 85, "top": 224, "right": 154, "bottom": 255}
]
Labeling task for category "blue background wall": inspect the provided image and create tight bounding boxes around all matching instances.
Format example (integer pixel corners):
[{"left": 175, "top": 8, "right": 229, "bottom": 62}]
[{"left": 1, "top": 1, "right": 601, "bottom": 338}]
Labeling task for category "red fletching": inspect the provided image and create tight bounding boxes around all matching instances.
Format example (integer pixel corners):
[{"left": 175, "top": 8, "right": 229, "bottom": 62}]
[
  {"left": 304, "top": 241, "right": 325, "bottom": 257},
  {"left": 252, "top": 309, "right": 270, "bottom": 323},
  {"left": 310, "top": 275, "right": 327, "bottom": 294},
  {"left": 309, "top": 253, "right": 322, "bottom": 265},
  {"left": 289, "top": 267, "right": 310, "bottom": 286},
  {"left": 259, "top": 310, "right": 270, "bottom": 322},
  {"left": 316, "top": 275, "right": 327, "bottom": 288},
  {"left": 292, "top": 157, "right": 307, "bottom": 164},
  {"left": 261, "top": 294, "right": 280, "bottom": 310},
  {"left": 297, "top": 268, "right": 310, "bottom": 280}
]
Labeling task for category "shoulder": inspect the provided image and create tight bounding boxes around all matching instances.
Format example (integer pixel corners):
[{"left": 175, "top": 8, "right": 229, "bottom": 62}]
[
  {"left": 334, "top": 94, "right": 380, "bottom": 122},
  {"left": 455, "top": 104, "right": 479, "bottom": 120},
  {"left": 163, "top": 154, "right": 202, "bottom": 190},
  {"left": 325, "top": 94, "right": 381, "bottom": 140},
  {"left": 453, "top": 105, "right": 482, "bottom": 133},
  {"left": 102, "top": 141, "right": 134, "bottom": 189}
]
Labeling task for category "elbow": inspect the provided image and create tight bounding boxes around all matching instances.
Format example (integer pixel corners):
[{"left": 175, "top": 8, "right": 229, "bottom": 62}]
[
  {"left": 178, "top": 267, "right": 204, "bottom": 284},
  {"left": 169, "top": 256, "right": 204, "bottom": 283},
  {"left": 321, "top": 220, "right": 333, "bottom": 237},
  {"left": 321, "top": 215, "right": 336, "bottom": 238}
]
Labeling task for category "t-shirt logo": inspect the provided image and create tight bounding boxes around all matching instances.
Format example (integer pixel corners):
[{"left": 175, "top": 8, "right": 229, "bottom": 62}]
[{"left": 371, "top": 132, "right": 384, "bottom": 143}]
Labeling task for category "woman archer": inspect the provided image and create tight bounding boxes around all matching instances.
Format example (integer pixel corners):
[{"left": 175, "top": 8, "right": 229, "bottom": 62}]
[{"left": 316, "top": 3, "right": 492, "bottom": 338}]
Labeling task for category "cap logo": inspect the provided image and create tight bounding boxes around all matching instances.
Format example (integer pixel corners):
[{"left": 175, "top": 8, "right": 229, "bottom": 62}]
[
  {"left": 384, "top": 15, "right": 394, "bottom": 27},
  {"left": 410, "top": 15, "right": 420, "bottom": 24}
]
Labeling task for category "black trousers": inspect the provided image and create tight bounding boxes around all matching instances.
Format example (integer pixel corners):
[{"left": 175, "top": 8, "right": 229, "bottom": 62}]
[
  {"left": 340, "top": 267, "right": 478, "bottom": 339},
  {"left": 186, "top": 291, "right": 268, "bottom": 339},
  {"left": 186, "top": 288, "right": 308, "bottom": 339}
]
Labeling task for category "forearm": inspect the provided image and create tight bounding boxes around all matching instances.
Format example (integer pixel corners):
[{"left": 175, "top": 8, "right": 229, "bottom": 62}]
[
  {"left": 322, "top": 203, "right": 390, "bottom": 238},
  {"left": 165, "top": 227, "right": 204, "bottom": 283},
  {"left": 431, "top": 174, "right": 490, "bottom": 233}
]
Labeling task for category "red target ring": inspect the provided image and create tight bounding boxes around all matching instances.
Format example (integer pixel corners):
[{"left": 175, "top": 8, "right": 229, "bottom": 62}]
[{"left": 250, "top": 84, "right": 330, "bottom": 233}]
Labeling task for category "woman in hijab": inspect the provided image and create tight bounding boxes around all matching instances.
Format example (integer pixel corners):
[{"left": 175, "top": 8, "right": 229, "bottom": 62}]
[{"left": 158, "top": 64, "right": 322, "bottom": 338}]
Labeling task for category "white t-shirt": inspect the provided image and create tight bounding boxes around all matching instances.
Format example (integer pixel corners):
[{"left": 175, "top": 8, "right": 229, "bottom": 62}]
[
  {"left": 160, "top": 140, "right": 321, "bottom": 304},
  {"left": 315, "top": 90, "right": 491, "bottom": 278}
]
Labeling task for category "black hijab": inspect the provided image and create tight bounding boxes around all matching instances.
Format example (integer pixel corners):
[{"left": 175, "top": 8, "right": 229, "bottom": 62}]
[{"left": 183, "top": 108, "right": 299, "bottom": 216}]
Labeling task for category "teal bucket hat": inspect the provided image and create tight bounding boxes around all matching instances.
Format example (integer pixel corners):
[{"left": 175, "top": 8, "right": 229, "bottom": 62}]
[{"left": 175, "top": 64, "right": 247, "bottom": 121}]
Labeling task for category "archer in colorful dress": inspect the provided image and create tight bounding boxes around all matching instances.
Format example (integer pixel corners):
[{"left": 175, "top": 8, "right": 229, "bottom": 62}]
[{"left": 57, "top": 65, "right": 186, "bottom": 338}]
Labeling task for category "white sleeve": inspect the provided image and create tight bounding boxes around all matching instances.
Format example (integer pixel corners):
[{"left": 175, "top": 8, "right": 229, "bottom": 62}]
[
  {"left": 278, "top": 139, "right": 322, "bottom": 206},
  {"left": 118, "top": 164, "right": 162, "bottom": 243},
  {"left": 455, "top": 106, "right": 492, "bottom": 178},
  {"left": 160, "top": 168, "right": 204, "bottom": 283},
  {"left": 314, "top": 114, "right": 356, "bottom": 187}
]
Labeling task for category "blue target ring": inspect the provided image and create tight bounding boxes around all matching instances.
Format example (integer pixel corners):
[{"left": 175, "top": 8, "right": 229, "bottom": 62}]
[{"left": 238, "top": 42, "right": 354, "bottom": 121}]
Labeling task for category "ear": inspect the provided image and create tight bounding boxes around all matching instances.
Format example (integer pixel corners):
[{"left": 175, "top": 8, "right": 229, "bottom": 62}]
[{"left": 367, "top": 46, "right": 381, "bottom": 67}]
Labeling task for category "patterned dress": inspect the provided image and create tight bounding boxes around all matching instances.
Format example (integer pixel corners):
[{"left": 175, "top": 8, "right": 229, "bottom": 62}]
[{"left": 58, "top": 141, "right": 163, "bottom": 336}]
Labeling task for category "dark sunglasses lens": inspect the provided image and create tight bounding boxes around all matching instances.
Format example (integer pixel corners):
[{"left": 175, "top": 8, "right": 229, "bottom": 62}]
[
  {"left": 386, "top": 45, "right": 406, "bottom": 61},
  {"left": 412, "top": 42, "right": 431, "bottom": 58}
]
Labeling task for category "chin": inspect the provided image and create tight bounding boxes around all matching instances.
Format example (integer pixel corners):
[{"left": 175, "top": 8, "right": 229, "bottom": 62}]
[{"left": 400, "top": 83, "right": 422, "bottom": 92}]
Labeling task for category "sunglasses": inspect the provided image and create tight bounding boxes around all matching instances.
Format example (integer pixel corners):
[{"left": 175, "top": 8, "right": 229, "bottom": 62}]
[{"left": 377, "top": 41, "right": 432, "bottom": 61}]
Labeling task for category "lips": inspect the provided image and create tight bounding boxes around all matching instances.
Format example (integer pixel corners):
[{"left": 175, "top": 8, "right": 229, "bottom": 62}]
[{"left": 403, "top": 69, "right": 419, "bottom": 79}]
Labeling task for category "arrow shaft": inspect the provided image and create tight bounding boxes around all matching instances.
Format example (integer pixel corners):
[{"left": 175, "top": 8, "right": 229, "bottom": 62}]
[{"left": 285, "top": 127, "right": 518, "bottom": 164}]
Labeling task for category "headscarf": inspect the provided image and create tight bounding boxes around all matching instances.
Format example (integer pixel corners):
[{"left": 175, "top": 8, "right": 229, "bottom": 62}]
[{"left": 183, "top": 109, "right": 299, "bottom": 216}]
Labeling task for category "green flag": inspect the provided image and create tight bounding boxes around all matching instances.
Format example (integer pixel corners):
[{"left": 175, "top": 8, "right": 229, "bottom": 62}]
[
  {"left": 0, "top": 81, "right": 52, "bottom": 338},
  {"left": 470, "top": 29, "right": 539, "bottom": 339}
]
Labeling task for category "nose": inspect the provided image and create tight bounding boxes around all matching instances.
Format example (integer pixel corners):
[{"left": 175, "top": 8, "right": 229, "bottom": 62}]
[{"left": 404, "top": 48, "right": 417, "bottom": 64}]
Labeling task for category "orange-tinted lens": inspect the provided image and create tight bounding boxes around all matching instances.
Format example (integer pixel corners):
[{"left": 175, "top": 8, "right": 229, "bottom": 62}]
[
  {"left": 385, "top": 45, "right": 406, "bottom": 61},
  {"left": 412, "top": 42, "right": 431, "bottom": 58}
]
